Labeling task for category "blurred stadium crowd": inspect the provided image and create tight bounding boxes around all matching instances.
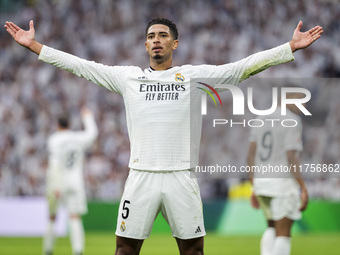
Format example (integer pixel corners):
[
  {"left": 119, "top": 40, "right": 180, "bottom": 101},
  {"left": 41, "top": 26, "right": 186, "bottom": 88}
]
[{"left": 0, "top": 0, "right": 339, "bottom": 201}]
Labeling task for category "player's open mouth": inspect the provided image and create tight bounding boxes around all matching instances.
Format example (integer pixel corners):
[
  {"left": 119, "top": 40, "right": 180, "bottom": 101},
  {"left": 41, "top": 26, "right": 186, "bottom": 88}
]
[{"left": 152, "top": 46, "right": 163, "bottom": 51}]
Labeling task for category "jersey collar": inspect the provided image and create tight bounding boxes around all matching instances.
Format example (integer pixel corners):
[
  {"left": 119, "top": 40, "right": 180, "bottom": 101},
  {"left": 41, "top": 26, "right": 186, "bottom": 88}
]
[{"left": 148, "top": 66, "right": 173, "bottom": 72}]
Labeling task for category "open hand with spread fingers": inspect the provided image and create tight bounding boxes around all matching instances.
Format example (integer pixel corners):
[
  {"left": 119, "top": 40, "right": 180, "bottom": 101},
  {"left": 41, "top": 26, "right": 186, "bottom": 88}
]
[
  {"left": 289, "top": 21, "right": 323, "bottom": 52},
  {"left": 4, "top": 20, "right": 42, "bottom": 54}
]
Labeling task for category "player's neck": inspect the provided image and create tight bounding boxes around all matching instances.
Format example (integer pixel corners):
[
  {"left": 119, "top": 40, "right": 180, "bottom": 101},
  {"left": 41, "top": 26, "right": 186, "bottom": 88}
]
[{"left": 149, "top": 57, "right": 173, "bottom": 71}]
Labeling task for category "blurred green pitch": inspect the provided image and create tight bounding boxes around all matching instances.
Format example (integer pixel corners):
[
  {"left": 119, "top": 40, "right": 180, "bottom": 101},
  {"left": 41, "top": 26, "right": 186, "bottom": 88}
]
[{"left": 0, "top": 232, "right": 338, "bottom": 255}]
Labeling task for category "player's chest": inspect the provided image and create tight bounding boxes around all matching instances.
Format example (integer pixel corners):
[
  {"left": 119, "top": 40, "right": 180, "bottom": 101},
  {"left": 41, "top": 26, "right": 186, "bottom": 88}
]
[{"left": 124, "top": 71, "right": 191, "bottom": 104}]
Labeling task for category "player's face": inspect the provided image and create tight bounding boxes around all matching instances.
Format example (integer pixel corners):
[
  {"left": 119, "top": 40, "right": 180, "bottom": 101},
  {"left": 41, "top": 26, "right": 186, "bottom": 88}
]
[{"left": 145, "top": 24, "right": 178, "bottom": 61}]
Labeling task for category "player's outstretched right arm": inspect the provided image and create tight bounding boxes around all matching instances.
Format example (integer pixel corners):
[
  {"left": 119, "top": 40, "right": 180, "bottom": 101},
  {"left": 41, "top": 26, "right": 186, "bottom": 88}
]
[
  {"left": 5, "top": 20, "right": 124, "bottom": 94},
  {"left": 4, "top": 20, "right": 42, "bottom": 55}
]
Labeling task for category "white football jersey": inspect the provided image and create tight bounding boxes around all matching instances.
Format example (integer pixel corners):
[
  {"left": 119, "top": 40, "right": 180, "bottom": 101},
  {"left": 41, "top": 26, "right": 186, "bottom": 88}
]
[
  {"left": 47, "top": 113, "right": 98, "bottom": 191},
  {"left": 250, "top": 107, "right": 303, "bottom": 196},
  {"left": 39, "top": 43, "right": 294, "bottom": 171}
]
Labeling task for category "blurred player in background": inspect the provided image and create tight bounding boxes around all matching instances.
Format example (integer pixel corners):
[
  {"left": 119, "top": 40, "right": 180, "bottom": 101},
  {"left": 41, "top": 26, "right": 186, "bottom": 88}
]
[
  {"left": 5, "top": 18, "right": 321, "bottom": 255},
  {"left": 44, "top": 108, "right": 98, "bottom": 255},
  {"left": 247, "top": 91, "right": 309, "bottom": 255}
]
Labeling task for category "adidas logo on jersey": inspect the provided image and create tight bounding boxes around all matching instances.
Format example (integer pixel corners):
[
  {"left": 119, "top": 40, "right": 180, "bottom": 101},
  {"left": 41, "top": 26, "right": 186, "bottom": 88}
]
[
  {"left": 138, "top": 76, "right": 148, "bottom": 80},
  {"left": 195, "top": 226, "right": 202, "bottom": 233}
]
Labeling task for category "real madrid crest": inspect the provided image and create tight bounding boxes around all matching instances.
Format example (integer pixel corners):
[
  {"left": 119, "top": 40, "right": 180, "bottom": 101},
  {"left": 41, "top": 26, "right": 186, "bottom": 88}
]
[
  {"left": 175, "top": 73, "right": 185, "bottom": 82},
  {"left": 120, "top": 221, "right": 126, "bottom": 232}
]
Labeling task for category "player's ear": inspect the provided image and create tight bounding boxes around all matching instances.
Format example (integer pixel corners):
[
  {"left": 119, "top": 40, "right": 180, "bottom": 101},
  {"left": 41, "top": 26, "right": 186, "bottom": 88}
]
[
  {"left": 172, "top": 40, "right": 178, "bottom": 50},
  {"left": 145, "top": 41, "right": 148, "bottom": 51}
]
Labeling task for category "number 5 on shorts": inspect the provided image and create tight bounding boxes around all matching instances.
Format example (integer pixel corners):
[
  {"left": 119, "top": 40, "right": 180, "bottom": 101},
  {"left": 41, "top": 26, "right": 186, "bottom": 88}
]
[{"left": 122, "top": 200, "right": 130, "bottom": 219}]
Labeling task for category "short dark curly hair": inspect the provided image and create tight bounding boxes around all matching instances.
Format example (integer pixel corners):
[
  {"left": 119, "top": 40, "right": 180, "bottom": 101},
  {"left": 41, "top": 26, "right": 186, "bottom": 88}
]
[
  {"left": 146, "top": 18, "right": 178, "bottom": 40},
  {"left": 58, "top": 114, "right": 69, "bottom": 128}
]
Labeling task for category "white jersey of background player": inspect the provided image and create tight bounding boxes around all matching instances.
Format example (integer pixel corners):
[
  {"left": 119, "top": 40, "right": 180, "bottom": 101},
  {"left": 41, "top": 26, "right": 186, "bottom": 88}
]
[
  {"left": 5, "top": 18, "right": 321, "bottom": 255},
  {"left": 250, "top": 107, "right": 302, "bottom": 197},
  {"left": 44, "top": 108, "right": 98, "bottom": 255},
  {"left": 248, "top": 96, "right": 308, "bottom": 255}
]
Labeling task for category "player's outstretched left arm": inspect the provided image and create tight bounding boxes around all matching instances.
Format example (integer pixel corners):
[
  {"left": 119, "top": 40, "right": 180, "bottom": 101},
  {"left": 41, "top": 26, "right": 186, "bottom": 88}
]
[
  {"left": 227, "top": 20, "right": 323, "bottom": 83},
  {"left": 289, "top": 21, "right": 323, "bottom": 53}
]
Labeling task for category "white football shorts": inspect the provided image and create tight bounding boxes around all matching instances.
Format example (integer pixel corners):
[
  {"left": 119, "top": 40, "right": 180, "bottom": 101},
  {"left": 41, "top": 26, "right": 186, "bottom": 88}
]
[
  {"left": 257, "top": 194, "right": 302, "bottom": 221},
  {"left": 47, "top": 185, "right": 87, "bottom": 215},
  {"left": 115, "top": 169, "right": 206, "bottom": 240}
]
